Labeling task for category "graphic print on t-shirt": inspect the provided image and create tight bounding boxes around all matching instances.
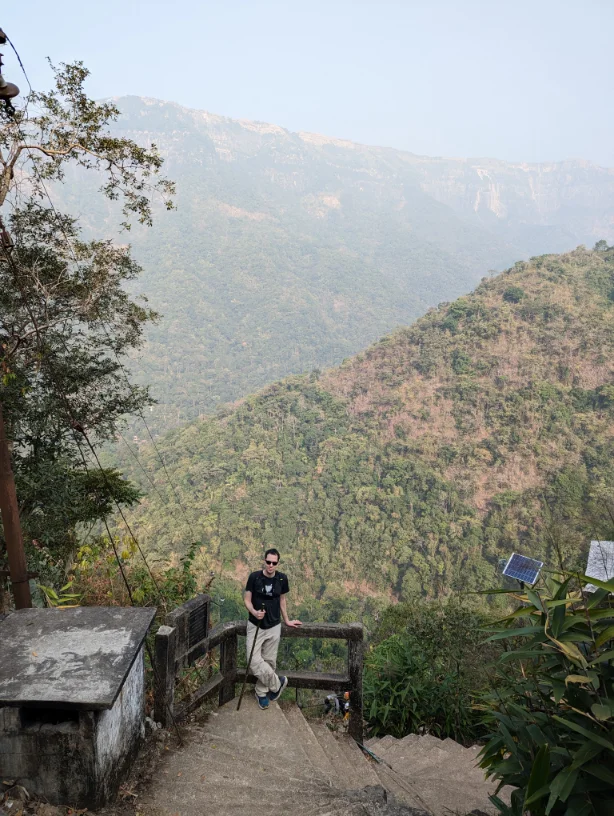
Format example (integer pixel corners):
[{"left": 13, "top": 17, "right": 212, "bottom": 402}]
[{"left": 245, "top": 570, "right": 289, "bottom": 629}]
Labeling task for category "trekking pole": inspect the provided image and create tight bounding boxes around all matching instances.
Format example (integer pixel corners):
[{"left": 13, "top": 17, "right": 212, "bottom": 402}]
[{"left": 237, "top": 605, "right": 263, "bottom": 711}]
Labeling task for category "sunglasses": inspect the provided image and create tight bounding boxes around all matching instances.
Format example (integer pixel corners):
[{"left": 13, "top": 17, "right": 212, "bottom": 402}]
[{"left": 265, "top": 559, "right": 279, "bottom": 566}]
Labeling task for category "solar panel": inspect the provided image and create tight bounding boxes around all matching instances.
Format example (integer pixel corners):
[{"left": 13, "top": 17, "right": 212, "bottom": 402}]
[
  {"left": 585, "top": 540, "right": 614, "bottom": 592},
  {"left": 502, "top": 553, "right": 543, "bottom": 585}
]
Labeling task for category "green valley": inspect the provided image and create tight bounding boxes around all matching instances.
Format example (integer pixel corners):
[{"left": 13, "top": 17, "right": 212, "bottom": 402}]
[{"left": 117, "top": 245, "right": 614, "bottom": 609}]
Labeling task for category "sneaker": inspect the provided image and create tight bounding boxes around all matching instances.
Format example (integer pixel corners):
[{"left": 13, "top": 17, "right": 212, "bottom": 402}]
[
  {"left": 255, "top": 692, "right": 269, "bottom": 710},
  {"left": 268, "top": 676, "right": 288, "bottom": 702}
]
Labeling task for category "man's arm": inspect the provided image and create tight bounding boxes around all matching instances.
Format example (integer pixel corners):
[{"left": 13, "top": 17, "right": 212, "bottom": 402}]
[
  {"left": 280, "top": 594, "right": 301, "bottom": 628},
  {"left": 244, "top": 590, "right": 265, "bottom": 620}
]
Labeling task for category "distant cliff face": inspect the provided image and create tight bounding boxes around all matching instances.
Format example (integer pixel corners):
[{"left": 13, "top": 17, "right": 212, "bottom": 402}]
[
  {"left": 59, "top": 97, "right": 614, "bottom": 427},
  {"left": 408, "top": 155, "right": 614, "bottom": 250}
]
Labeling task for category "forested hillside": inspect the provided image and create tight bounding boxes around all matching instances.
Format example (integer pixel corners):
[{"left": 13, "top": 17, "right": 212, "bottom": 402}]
[
  {"left": 60, "top": 97, "right": 614, "bottom": 427},
  {"left": 118, "top": 246, "right": 614, "bottom": 608}
]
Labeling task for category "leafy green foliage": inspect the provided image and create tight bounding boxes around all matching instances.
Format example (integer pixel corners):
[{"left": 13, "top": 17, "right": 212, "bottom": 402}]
[
  {"left": 119, "top": 248, "right": 614, "bottom": 607},
  {"left": 364, "top": 633, "right": 476, "bottom": 742},
  {"left": 478, "top": 574, "right": 614, "bottom": 816},
  {"left": 364, "top": 597, "right": 496, "bottom": 743},
  {"left": 0, "top": 62, "right": 174, "bottom": 221},
  {"left": 503, "top": 286, "right": 525, "bottom": 303},
  {"left": 0, "top": 63, "right": 173, "bottom": 583}
]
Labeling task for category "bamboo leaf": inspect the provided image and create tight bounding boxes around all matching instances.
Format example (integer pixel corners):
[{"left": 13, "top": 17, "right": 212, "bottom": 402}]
[
  {"left": 595, "top": 624, "right": 614, "bottom": 648},
  {"left": 552, "top": 601, "right": 567, "bottom": 639},
  {"left": 565, "top": 675, "right": 591, "bottom": 685},
  {"left": 570, "top": 741, "right": 602, "bottom": 768},
  {"left": 546, "top": 766, "right": 578, "bottom": 814},
  {"left": 588, "top": 649, "right": 614, "bottom": 666},
  {"left": 523, "top": 743, "right": 550, "bottom": 810},
  {"left": 569, "top": 573, "right": 614, "bottom": 593},
  {"left": 486, "top": 625, "right": 543, "bottom": 641},
  {"left": 552, "top": 716, "right": 614, "bottom": 752},
  {"left": 528, "top": 590, "right": 545, "bottom": 612},
  {"left": 583, "top": 762, "right": 614, "bottom": 785},
  {"left": 548, "top": 638, "right": 587, "bottom": 667},
  {"left": 586, "top": 588, "right": 610, "bottom": 609}
]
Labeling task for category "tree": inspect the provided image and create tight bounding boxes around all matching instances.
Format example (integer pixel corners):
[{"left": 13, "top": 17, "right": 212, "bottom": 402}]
[
  {"left": 0, "top": 60, "right": 173, "bottom": 221},
  {"left": 0, "top": 61, "right": 174, "bottom": 583}
]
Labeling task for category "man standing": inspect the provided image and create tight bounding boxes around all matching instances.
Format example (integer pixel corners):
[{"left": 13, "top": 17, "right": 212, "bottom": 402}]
[{"left": 244, "top": 548, "right": 302, "bottom": 710}]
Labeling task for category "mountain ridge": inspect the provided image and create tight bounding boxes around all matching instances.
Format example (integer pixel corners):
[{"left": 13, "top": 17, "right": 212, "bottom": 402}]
[{"left": 58, "top": 96, "right": 614, "bottom": 428}]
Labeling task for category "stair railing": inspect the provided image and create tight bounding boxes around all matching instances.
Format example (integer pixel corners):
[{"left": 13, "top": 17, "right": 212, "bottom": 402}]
[{"left": 153, "top": 595, "right": 364, "bottom": 741}]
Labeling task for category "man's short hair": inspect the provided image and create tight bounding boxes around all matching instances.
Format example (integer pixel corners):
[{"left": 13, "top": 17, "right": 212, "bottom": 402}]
[{"left": 265, "top": 548, "right": 280, "bottom": 562}]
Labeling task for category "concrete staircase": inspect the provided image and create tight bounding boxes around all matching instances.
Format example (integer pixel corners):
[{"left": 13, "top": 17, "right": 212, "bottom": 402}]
[{"left": 139, "top": 695, "right": 508, "bottom": 816}]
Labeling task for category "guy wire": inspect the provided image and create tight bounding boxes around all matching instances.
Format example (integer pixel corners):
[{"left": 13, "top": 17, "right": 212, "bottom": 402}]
[
  {"left": 0, "top": 242, "right": 166, "bottom": 605},
  {"left": 0, "top": 28, "right": 189, "bottom": 744},
  {"left": 0, "top": 45, "right": 199, "bottom": 545}
]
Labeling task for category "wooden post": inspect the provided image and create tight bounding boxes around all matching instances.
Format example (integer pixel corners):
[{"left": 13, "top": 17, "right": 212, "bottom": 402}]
[
  {"left": 219, "top": 630, "right": 238, "bottom": 706},
  {"left": 0, "top": 402, "right": 31, "bottom": 609},
  {"left": 347, "top": 624, "right": 364, "bottom": 743},
  {"left": 154, "top": 624, "right": 177, "bottom": 726}
]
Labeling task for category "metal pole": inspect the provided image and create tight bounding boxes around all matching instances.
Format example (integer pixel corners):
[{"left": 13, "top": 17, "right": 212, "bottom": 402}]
[
  {"left": 237, "top": 611, "right": 263, "bottom": 711},
  {"left": 0, "top": 401, "right": 31, "bottom": 608}
]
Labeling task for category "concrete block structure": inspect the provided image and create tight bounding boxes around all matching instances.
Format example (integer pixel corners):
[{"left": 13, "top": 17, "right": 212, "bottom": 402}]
[{"left": 0, "top": 607, "right": 155, "bottom": 808}]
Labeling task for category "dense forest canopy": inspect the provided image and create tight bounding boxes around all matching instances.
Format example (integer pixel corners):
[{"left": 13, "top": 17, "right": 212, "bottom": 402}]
[
  {"left": 58, "top": 97, "right": 614, "bottom": 429},
  {"left": 115, "top": 245, "right": 614, "bottom": 608}
]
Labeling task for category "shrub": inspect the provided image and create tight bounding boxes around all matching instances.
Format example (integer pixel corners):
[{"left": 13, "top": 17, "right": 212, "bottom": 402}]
[
  {"left": 503, "top": 286, "right": 525, "bottom": 303},
  {"left": 478, "top": 573, "right": 614, "bottom": 816},
  {"left": 364, "top": 597, "right": 495, "bottom": 743},
  {"left": 364, "top": 632, "right": 476, "bottom": 742}
]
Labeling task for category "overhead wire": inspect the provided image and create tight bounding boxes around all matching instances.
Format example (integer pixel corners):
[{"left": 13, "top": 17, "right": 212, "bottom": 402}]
[
  {"left": 4, "top": 34, "right": 32, "bottom": 94},
  {"left": 2, "top": 41, "right": 201, "bottom": 548},
  {"left": 1, "top": 239, "right": 184, "bottom": 743},
  {"left": 0, "top": 234, "right": 165, "bottom": 606},
  {"left": 0, "top": 31, "right": 187, "bottom": 743},
  {"left": 24, "top": 168, "right": 199, "bottom": 545}
]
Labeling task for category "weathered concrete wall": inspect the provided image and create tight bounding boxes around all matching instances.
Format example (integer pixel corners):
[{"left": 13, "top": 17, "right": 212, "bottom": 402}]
[
  {"left": 95, "top": 648, "right": 145, "bottom": 804},
  {"left": 0, "top": 647, "right": 146, "bottom": 808},
  {"left": 0, "top": 706, "right": 96, "bottom": 805}
]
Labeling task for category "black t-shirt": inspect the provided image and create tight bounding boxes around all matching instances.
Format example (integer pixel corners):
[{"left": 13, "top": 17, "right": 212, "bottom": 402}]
[{"left": 245, "top": 570, "right": 289, "bottom": 629}]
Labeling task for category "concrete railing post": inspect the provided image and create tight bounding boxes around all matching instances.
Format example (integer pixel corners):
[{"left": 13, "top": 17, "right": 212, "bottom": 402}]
[
  {"left": 219, "top": 630, "right": 238, "bottom": 706},
  {"left": 154, "top": 624, "right": 177, "bottom": 726},
  {"left": 347, "top": 624, "right": 364, "bottom": 743}
]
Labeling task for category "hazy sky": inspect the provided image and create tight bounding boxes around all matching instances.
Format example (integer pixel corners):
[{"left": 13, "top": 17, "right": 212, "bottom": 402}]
[{"left": 3, "top": 1, "right": 614, "bottom": 166}]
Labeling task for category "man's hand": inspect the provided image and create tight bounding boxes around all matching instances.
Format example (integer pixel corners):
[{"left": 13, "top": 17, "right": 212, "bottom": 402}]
[
  {"left": 285, "top": 619, "right": 302, "bottom": 628},
  {"left": 253, "top": 609, "right": 265, "bottom": 620}
]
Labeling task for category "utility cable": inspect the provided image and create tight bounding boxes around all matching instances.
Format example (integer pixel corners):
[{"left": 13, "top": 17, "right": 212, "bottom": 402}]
[
  {"left": 30, "top": 165, "right": 200, "bottom": 546},
  {"left": 4, "top": 32, "right": 32, "bottom": 94},
  {"left": 0, "top": 39, "right": 200, "bottom": 546},
  {"left": 0, "top": 242, "right": 166, "bottom": 606},
  {"left": 0, "top": 35, "right": 185, "bottom": 745}
]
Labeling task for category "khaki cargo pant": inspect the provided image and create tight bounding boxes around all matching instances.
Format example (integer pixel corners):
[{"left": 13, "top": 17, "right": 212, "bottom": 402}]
[{"left": 246, "top": 621, "right": 282, "bottom": 698}]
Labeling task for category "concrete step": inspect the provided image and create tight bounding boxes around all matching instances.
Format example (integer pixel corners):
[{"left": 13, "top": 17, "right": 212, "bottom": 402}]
[
  {"left": 309, "top": 721, "right": 366, "bottom": 790},
  {"left": 441, "top": 737, "right": 470, "bottom": 757},
  {"left": 336, "top": 734, "right": 382, "bottom": 788},
  {"left": 183, "top": 743, "right": 333, "bottom": 792},
  {"left": 281, "top": 703, "right": 337, "bottom": 785},
  {"left": 377, "top": 734, "right": 421, "bottom": 762},
  {"left": 203, "top": 695, "right": 316, "bottom": 776},
  {"left": 386, "top": 744, "right": 460, "bottom": 779},
  {"left": 375, "top": 735, "right": 398, "bottom": 754},
  {"left": 372, "top": 763, "right": 432, "bottom": 815},
  {"left": 193, "top": 731, "right": 329, "bottom": 786},
  {"left": 385, "top": 743, "right": 481, "bottom": 782}
]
